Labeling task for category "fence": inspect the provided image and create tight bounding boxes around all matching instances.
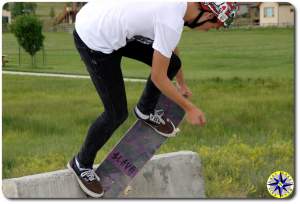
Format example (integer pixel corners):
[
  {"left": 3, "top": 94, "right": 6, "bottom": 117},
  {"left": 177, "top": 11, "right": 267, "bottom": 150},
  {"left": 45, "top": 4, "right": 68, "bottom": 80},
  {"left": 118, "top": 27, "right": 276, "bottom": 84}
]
[
  {"left": 232, "top": 17, "right": 294, "bottom": 28},
  {"left": 2, "top": 23, "right": 294, "bottom": 72},
  {"left": 45, "top": 23, "right": 75, "bottom": 33},
  {"left": 3, "top": 47, "right": 83, "bottom": 73}
]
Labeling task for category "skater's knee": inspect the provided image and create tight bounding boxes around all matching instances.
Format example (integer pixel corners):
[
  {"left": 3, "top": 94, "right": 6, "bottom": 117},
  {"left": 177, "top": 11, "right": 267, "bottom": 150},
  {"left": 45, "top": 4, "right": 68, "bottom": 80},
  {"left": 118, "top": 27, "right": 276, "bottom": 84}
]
[{"left": 106, "top": 109, "right": 128, "bottom": 128}]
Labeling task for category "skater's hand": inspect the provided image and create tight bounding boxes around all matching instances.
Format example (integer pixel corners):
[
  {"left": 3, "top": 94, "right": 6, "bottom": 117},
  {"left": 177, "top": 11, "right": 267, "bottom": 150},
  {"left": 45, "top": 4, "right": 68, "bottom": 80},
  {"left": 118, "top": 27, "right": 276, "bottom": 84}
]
[
  {"left": 176, "top": 82, "right": 192, "bottom": 98},
  {"left": 186, "top": 106, "right": 206, "bottom": 126}
]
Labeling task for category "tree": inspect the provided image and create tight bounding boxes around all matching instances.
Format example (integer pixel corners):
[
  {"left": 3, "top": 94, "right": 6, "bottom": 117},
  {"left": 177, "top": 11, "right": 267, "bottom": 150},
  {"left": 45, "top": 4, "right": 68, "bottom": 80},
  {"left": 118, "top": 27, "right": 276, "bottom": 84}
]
[
  {"left": 3, "top": 3, "right": 10, "bottom": 11},
  {"left": 11, "top": 2, "right": 37, "bottom": 18},
  {"left": 24, "top": 3, "right": 37, "bottom": 15},
  {"left": 11, "top": 15, "right": 45, "bottom": 67},
  {"left": 11, "top": 2, "right": 24, "bottom": 18},
  {"left": 49, "top": 7, "right": 55, "bottom": 19}
]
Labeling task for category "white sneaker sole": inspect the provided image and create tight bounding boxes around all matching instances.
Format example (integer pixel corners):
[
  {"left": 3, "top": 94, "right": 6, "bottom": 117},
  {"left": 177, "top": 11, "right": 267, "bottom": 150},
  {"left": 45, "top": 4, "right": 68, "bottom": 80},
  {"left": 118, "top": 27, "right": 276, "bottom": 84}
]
[{"left": 67, "top": 162, "right": 104, "bottom": 198}]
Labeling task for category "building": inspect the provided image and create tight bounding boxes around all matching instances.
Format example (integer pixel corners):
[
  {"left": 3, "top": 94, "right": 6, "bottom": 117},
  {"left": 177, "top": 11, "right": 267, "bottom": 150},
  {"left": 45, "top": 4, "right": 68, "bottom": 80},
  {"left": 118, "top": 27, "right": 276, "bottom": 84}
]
[
  {"left": 2, "top": 9, "right": 11, "bottom": 24},
  {"left": 2, "top": 9, "right": 11, "bottom": 32},
  {"left": 259, "top": 2, "right": 294, "bottom": 27},
  {"left": 234, "top": 2, "right": 260, "bottom": 27},
  {"left": 238, "top": 2, "right": 253, "bottom": 16}
]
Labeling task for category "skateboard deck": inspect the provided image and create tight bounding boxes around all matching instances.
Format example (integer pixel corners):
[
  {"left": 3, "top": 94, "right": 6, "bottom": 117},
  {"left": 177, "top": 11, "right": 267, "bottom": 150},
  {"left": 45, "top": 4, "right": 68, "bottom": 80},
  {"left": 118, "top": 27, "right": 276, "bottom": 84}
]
[{"left": 95, "top": 94, "right": 185, "bottom": 198}]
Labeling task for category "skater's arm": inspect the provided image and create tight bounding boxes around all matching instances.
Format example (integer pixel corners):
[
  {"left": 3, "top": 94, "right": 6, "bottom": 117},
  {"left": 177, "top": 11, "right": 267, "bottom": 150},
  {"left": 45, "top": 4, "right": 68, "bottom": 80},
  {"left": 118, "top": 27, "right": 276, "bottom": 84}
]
[
  {"left": 151, "top": 50, "right": 206, "bottom": 126},
  {"left": 151, "top": 50, "right": 189, "bottom": 110},
  {"left": 173, "top": 48, "right": 192, "bottom": 98}
]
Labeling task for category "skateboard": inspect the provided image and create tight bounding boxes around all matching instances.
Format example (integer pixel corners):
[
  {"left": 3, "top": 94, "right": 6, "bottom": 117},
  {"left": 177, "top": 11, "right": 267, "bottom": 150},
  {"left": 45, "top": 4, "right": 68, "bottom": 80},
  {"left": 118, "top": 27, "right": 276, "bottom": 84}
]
[{"left": 95, "top": 94, "right": 185, "bottom": 198}]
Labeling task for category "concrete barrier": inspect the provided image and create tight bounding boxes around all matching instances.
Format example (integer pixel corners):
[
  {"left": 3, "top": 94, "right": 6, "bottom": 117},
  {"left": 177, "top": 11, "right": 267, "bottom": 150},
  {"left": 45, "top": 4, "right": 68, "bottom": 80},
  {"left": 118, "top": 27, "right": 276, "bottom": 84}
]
[{"left": 2, "top": 151, "right": 205, "bottom": 198}]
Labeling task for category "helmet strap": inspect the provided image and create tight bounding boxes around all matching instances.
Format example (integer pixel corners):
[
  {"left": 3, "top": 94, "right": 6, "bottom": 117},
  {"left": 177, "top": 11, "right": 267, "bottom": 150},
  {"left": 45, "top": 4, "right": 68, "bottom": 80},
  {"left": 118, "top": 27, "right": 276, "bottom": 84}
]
[{"left": 184, "top": 10, "right": 210, "bottom": 29}]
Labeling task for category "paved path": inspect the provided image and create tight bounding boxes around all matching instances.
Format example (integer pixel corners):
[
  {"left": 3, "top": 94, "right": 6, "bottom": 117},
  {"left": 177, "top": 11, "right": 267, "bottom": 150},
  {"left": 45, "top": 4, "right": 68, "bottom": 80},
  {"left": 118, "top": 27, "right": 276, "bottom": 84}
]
[{"left": 2, "top": 70, "right": 147, "bottom": 83}]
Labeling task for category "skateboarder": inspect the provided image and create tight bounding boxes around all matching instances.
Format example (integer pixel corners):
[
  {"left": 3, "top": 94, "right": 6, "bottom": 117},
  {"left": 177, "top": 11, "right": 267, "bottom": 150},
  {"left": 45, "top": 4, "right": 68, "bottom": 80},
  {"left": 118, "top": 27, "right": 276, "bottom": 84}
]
[{"left": 68, "top": 1, "right": 238, "bottom": 197}]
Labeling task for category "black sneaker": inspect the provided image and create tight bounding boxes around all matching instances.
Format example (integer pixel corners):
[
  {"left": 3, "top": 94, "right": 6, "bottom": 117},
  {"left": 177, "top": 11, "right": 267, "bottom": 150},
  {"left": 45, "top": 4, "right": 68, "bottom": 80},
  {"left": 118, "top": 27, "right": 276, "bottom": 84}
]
[
  {"left": 67, "top": 156, "right": 104, "bottom": 198},
  {"left": 134, "top": 106, "right": 177, "bottom": 137}
]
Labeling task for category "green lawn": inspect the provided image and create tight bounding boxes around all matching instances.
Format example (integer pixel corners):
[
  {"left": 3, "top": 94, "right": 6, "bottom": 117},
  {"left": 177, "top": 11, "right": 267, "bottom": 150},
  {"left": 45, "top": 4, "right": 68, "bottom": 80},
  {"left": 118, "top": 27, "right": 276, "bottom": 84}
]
[
  {"left": 2, "top": 28, "right": 294, "bottom": 79},
  {"left": 3, "top": 75, "right": 294, "bottom": 198},
  {"left": 2, "top": 27, "right": 295, "bottom": 198}
]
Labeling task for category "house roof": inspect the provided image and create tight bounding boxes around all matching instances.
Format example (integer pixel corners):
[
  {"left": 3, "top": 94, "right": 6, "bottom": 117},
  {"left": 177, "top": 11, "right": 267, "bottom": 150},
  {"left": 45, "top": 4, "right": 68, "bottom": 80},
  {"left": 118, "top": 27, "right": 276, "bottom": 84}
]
[
  {"left": 238, "top": 2, "right": 258, "bottom": 6},
  {"left": 256, "top": 2, "right": 292, "bottom": 7},
  {"left": 278, "top": 2, "right": 292, "bottom": 6},
  {"left": 238, "top": 2, "right": 259, "bottom": 8}
]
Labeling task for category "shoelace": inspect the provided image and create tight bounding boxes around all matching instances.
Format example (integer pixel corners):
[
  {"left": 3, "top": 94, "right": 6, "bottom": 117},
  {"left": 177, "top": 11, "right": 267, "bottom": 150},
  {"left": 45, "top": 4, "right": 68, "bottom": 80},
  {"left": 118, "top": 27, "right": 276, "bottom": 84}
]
[
  {"left": 80, "top": 169, "right": 98, "bottom": 182},
  {"left": 149, "top": 109, "right": 165, "bottom": 125}
]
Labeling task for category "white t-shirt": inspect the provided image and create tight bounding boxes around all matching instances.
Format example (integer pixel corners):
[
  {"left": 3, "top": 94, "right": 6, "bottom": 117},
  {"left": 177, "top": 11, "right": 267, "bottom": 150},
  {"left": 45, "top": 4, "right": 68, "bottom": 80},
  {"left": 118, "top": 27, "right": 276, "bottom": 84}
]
[{"left": 75, "top": 0, "right": 187, "bottom": 58}]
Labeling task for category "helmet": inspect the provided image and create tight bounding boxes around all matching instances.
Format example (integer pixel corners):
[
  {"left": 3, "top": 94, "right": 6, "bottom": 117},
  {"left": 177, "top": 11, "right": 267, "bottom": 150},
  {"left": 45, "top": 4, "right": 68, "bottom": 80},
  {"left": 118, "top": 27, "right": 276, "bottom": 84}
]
[{"left": 199, "top": 2, "right": 239, "bottom": 28}]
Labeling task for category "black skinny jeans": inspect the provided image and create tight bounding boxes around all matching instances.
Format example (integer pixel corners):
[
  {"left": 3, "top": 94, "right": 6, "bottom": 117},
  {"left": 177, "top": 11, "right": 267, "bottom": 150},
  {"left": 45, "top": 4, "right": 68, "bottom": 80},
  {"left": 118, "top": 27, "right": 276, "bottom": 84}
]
[{"left": 73, "top": 30, "right": 181, "bottom": 168}]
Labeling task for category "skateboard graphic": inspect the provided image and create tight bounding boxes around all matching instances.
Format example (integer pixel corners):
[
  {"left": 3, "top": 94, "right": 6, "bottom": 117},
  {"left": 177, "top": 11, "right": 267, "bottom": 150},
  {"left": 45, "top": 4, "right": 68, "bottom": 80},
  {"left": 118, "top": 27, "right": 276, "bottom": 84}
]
[{"left": 95, "top": 94, "right": 185, "bottom": 198}]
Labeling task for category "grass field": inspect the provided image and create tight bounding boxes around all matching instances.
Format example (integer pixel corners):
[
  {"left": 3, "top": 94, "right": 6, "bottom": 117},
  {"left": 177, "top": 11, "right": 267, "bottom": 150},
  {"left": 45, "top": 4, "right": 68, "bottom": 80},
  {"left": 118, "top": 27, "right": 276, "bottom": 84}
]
[
  {"left": 2, "top": 27, "right": 295, "bottom": 198},
  {"left": 2, "top": 27, "right": 294, "bottom": 79}
]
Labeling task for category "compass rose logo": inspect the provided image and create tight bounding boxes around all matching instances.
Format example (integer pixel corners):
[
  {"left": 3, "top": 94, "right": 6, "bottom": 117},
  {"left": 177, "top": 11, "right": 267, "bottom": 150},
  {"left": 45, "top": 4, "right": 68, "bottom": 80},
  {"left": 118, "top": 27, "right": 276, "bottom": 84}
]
[{"left": 267, "top": 171, "right": 294, "bottom": 198}]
